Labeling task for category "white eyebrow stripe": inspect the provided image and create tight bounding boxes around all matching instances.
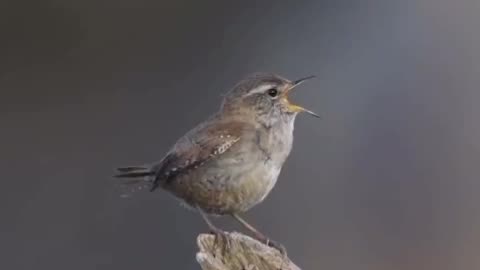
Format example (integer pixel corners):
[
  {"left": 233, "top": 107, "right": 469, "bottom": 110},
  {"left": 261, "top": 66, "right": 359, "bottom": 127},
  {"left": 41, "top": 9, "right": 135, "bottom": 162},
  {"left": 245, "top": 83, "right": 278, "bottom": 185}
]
[{"left": 245, "top": 84, "right": 276, "bottom": 96}]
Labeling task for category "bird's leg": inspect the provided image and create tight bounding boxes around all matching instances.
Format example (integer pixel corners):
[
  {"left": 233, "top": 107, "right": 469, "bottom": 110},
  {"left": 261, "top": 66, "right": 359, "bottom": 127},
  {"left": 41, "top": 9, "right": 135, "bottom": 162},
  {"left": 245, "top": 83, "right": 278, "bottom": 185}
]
[
  {"left": 197, "top": 206, "right": 231, "bottom": 253},
  {"left": 231, "top": 213, "right": 287, "bottom": 255}
]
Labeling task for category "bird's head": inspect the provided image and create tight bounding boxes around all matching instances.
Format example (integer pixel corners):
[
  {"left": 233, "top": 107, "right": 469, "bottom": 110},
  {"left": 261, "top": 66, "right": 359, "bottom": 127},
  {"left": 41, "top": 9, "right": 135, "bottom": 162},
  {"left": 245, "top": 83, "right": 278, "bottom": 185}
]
[{"left": 221, "top": 73, "right": 319, "bottom": 125}]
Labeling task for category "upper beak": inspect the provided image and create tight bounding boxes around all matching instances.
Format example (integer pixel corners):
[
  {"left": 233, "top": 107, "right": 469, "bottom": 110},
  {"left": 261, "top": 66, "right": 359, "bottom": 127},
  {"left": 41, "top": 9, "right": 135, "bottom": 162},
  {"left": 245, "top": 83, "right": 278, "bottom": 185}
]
[
  {"left": 293, "top": 75, "right": 316, "bottom": 86},
  {"left": 284, "top": 75, "right": 320, "bottom": 118}
]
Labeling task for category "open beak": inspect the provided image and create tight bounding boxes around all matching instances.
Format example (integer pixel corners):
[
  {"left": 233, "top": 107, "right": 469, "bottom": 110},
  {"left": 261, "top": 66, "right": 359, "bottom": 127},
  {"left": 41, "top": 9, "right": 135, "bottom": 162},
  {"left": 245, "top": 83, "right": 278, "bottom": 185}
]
[{"left": 283, "top": 75, "right": 320, "bottom": 118}]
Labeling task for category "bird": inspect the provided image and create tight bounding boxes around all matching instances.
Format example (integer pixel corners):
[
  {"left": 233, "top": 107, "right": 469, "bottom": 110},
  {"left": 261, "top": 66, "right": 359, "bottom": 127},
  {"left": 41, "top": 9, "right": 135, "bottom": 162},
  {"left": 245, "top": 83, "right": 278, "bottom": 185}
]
[{"left": 114, "top": 72, "right": 319, "bottom": 254}]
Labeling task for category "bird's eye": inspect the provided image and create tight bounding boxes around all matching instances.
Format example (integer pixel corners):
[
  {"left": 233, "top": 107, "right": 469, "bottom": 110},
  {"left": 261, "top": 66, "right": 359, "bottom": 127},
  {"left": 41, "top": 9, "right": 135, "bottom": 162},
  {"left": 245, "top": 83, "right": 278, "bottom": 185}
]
[{"left": 267, "top": 88, "right": 278, "bottom": 97}]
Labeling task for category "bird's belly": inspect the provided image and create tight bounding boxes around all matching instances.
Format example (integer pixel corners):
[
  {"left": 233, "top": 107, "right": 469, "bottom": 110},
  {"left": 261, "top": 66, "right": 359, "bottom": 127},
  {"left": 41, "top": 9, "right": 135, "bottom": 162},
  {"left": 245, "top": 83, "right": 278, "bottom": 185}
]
[
  {"left": 168, "top": 158, "right": 281, "bottom": 215},
  {"left": 226, "top": 162, "right": 281, "bottom": 212}
]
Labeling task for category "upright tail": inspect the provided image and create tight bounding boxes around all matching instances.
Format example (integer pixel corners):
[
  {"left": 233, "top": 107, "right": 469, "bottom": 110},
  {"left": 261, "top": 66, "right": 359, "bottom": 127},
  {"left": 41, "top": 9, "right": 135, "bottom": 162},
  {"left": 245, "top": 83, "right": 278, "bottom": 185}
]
[{"left": 113, "top": 165, "right": 155, "bottom": 197}]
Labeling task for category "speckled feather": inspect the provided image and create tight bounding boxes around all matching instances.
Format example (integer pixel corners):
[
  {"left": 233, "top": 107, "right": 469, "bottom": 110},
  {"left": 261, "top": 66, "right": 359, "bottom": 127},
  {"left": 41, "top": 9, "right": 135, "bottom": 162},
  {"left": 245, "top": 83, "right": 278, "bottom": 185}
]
[{"left": 150, "top": 119, "right": 245, "bottom": 190}]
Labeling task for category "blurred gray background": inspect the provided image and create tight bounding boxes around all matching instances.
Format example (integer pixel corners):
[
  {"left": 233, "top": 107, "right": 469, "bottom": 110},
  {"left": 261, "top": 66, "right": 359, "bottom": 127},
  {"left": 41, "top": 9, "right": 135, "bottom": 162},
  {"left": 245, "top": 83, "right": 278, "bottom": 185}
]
[{"left": 1, "top": 0, "right": 479, "bottom": 269}]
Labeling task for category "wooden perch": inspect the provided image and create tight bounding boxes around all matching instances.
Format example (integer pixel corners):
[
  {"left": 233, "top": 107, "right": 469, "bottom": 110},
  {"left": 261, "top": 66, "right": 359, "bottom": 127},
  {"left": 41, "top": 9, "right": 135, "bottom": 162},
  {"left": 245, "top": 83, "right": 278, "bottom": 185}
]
[{"left": 196, "top": 232, "right": 301, "bottom": 270}]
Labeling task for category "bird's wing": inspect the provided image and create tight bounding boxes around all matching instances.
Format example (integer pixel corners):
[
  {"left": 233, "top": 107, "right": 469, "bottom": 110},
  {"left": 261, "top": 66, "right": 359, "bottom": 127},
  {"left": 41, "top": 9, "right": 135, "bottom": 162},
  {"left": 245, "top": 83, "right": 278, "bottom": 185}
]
[{"left": 150, "top": 120, "right": 250, "bottom": 191}]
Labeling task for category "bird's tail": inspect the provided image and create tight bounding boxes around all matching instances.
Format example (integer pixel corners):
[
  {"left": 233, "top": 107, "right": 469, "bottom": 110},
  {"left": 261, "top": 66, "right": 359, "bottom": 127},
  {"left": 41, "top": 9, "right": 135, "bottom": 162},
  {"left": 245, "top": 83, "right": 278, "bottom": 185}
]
[
  {"left": 114, "top": 166, "right": 154, "bottom": 178},
  {"left": 113, "top": 165, "right": 155, "bottom": 198}
]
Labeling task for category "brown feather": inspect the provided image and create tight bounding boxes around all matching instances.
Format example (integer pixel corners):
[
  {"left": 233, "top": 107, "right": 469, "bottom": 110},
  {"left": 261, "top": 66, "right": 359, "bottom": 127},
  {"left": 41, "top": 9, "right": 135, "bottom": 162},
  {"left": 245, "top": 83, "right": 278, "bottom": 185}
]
[{"left": 149, "top": 119, "right": 251, "bottom": 191}]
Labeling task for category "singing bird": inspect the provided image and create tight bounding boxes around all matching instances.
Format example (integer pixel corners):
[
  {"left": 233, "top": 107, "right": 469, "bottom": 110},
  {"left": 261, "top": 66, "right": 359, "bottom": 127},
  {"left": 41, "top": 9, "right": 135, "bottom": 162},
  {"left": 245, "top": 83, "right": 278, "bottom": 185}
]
[{"left": 115, "top": 73, "right": 318, "bottom": 253}]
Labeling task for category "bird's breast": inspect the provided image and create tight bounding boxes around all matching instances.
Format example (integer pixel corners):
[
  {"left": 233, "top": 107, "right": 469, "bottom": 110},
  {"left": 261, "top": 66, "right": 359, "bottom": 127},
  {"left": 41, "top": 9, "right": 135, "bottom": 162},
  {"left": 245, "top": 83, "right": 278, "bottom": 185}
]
[
  {"left": 228, "top": 119, "right": 295, "bottom": 211},
  {"left": 258, "top": 118, "right": 295, "bottom": 166}
]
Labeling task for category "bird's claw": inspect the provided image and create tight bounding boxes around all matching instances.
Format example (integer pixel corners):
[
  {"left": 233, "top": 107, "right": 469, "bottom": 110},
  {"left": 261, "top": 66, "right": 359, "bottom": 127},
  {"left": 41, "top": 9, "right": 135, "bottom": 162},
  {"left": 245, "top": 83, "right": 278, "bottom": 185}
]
[
  {"left": 266, "top": 238, "right": 287, "bottom": 256},
  {"left": 210, "top": 228, "right": 232, "bottom": 255}
]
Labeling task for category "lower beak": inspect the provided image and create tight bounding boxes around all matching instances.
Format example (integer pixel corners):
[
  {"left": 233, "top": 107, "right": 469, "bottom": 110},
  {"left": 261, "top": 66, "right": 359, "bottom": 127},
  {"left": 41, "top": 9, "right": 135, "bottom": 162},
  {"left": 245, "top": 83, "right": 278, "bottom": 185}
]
[{"left": 284, "top": 75, "right": 320, "bottom": 118}]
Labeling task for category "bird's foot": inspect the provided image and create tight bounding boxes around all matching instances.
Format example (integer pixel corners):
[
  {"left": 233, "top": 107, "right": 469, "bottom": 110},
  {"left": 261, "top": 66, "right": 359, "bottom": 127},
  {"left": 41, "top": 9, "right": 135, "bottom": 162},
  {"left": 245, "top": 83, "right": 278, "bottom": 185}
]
[
  {"left": 209, "top": 228, "right": 232, "bottom": 255},
  {"left": 265, "top": 238, "right": 287, "bottom": 256}
]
